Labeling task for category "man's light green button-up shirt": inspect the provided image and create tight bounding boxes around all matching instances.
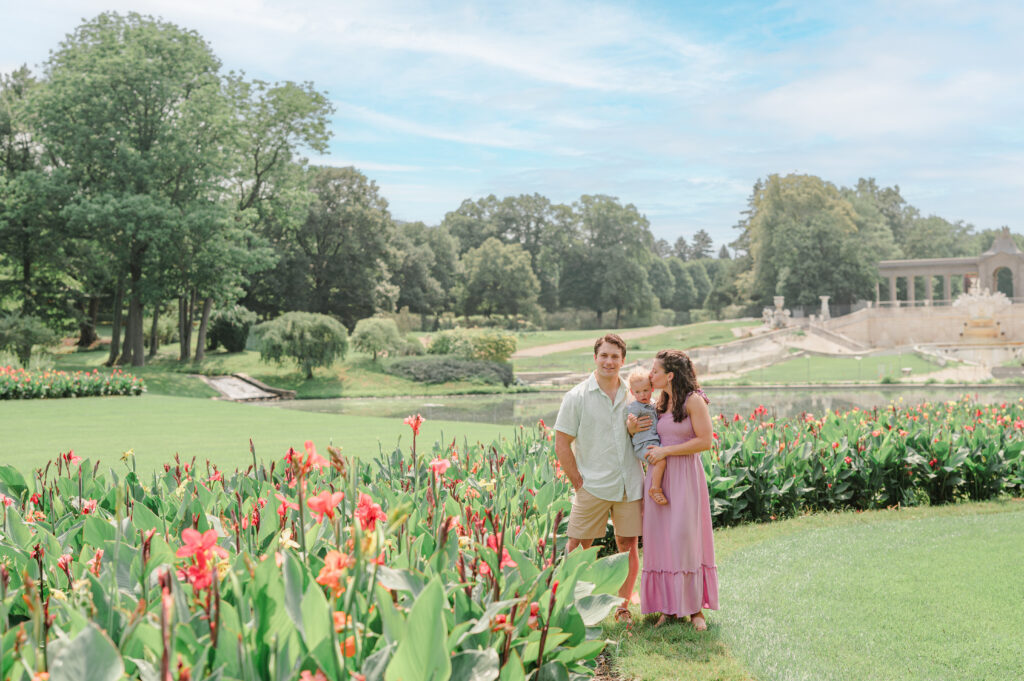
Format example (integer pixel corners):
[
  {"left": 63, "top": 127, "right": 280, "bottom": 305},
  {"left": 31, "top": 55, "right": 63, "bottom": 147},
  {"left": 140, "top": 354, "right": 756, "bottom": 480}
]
[{"left": 553, "top": 372, "right": 644, "bottom": 503}]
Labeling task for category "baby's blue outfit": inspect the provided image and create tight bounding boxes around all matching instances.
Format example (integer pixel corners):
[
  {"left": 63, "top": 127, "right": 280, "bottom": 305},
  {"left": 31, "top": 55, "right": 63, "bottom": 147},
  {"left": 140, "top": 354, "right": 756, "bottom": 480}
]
[{"left": 627, "top": 400, "right": 660, "bottom": 460}]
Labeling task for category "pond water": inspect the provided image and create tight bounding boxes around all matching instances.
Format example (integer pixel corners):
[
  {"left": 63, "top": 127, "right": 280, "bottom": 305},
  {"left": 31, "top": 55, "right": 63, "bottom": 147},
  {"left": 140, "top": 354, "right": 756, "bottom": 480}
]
[{"left": 263, "top": 386, "right": 1023, "bottom": 426}]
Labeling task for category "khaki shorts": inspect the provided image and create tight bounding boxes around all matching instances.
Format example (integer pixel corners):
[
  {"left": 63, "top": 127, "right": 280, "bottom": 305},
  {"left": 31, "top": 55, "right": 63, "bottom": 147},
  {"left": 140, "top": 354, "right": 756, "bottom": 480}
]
[{"left": 567, "top": 486, "right": 642, "bottom": 539}]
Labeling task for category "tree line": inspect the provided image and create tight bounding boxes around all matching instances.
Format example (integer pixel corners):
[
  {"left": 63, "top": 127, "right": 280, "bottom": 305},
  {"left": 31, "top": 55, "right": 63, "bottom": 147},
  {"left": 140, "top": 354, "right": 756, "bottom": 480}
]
[{"left": 1, "top": 13, "right": 1019, "bottom": 368}]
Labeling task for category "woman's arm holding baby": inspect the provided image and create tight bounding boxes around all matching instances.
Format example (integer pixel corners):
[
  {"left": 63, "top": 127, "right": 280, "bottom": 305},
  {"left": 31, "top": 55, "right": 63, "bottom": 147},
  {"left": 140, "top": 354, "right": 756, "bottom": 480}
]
[{"left": 644, "top": 393, "right": 713, "bottom": 464}]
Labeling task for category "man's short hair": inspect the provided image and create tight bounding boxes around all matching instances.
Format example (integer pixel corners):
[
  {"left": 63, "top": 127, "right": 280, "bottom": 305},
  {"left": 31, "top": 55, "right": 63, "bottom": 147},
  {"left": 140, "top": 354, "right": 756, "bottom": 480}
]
[{"left": 593, "top": 333, "right": 626, "bottom": 359}]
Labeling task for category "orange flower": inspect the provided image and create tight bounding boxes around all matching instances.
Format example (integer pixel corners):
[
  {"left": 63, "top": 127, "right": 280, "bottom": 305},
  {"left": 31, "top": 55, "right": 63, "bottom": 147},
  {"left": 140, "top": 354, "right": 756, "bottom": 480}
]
[
  {"left": 341, "top": 635, "right": 356, "bottom": 657},
  {"left": 316, "top": 550, "right": 355, "bottom": 598},
  {"left": 355, "top": 493, "right": 386, "bottom": 531},
  {"left": 333, "top": 611, "right": 353, "bottom": 633}
]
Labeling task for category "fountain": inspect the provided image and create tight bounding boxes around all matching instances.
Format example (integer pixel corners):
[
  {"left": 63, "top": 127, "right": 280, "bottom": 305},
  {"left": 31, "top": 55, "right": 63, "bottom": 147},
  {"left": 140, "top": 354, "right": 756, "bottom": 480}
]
[{"left": 952, "top": 282, "right": 1011, "bottom": 343}]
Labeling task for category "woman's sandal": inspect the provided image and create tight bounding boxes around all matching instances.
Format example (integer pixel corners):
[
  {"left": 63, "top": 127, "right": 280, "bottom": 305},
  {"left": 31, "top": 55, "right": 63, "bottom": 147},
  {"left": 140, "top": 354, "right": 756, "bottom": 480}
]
[
  {"left": 691, "top": 613, "right": 707, "bottom": 631},
  {"left": 649, "top": 487, "right": 668, "bottom": 505},
  {"left": 614, "top": 606, "right": 633, "bottom": 624}
]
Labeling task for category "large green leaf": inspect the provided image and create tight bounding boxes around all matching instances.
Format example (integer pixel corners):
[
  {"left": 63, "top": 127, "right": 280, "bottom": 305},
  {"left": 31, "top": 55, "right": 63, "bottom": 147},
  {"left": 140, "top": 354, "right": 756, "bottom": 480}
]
[
  {"left": 0, "top": 465, "right": 28, "bottom": 498},
  {"left": 385, "top": 577, "right": 451, "bottom": 681},
  {"left": 573, "top": 593, "right": 621, "bottom": 626},
  {"left": 498, "top": 649, "right": 526, "bottom": 681},
  {"left": 450, "top": 648, "right": 499, "bottom": 681},
  {"left": 49, "top": 623, "right": 124, "bottom": 681},
  {"left": 282, "top": 550, "right": 306, "bottom": 641}
]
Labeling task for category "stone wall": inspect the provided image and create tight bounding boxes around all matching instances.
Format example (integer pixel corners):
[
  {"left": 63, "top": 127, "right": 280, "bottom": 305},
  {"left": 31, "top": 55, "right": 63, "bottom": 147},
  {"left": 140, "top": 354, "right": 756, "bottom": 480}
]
[{"left": 825, "top": 304, "right": 1024, "bottom": 347}]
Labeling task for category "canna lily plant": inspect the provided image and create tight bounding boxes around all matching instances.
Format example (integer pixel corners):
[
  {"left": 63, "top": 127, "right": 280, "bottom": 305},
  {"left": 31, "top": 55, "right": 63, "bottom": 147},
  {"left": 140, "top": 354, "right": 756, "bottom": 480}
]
[{"left": 0, "top": 417, "right": 625, "bottom": 681}]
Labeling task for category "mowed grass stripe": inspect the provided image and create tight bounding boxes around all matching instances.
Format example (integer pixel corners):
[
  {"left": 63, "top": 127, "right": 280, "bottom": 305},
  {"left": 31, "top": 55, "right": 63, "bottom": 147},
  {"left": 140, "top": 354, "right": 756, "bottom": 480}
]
[
  {"left": 719, "top": 507, "right": 1024, "bottom": 681},
  {"left": 1, "top": 394, "right": 513, "bottom": 475}
]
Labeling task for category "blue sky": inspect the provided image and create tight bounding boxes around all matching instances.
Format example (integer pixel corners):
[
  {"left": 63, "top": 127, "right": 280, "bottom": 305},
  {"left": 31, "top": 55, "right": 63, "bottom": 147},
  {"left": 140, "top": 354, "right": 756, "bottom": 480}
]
[{"left": 3, "top": 1, "right": 1022, "bottom": 247}]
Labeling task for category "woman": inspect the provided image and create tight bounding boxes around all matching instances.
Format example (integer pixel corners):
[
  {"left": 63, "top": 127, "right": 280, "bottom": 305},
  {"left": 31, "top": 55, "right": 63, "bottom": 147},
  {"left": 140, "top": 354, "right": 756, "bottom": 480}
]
[{"left": 628, "top": 349, "right": 718, "bottom": 629}]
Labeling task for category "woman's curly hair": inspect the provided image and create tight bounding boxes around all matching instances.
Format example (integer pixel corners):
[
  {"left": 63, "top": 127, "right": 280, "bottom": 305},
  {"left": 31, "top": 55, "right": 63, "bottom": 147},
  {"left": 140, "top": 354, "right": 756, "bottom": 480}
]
[{"left": 655, "top": 349, "right": 700, "bottom": 423}]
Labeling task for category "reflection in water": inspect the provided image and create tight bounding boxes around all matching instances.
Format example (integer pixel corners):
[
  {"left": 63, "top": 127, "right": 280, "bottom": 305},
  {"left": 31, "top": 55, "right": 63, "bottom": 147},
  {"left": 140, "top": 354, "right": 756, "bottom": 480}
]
[{"left": 264, "top": 387, "right": 1023, "bottom": 426}]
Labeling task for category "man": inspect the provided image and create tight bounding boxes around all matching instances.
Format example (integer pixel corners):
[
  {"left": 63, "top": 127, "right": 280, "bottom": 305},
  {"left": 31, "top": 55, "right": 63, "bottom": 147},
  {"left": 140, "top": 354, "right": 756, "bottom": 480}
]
[{"left": 553, "top": 333, "right": 643, "bottom": 623}]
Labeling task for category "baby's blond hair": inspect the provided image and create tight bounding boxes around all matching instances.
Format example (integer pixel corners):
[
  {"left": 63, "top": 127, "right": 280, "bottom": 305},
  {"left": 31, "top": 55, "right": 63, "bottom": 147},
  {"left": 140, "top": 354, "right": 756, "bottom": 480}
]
[{"left": 627, "top": 367, "right": 650, "bottom": 387}]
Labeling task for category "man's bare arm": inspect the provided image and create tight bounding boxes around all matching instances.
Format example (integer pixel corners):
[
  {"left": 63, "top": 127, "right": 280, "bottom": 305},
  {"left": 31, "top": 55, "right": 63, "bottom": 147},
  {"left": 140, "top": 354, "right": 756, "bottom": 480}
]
[{"left": 555, "top": 430, "right": 583, "bottom": 490}]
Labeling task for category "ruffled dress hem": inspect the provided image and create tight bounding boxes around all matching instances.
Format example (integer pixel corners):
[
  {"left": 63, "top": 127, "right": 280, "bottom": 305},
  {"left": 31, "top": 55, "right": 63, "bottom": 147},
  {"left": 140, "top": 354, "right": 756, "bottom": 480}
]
[{"left": 640, "top": 564, "right": 719, "bottom": 615}]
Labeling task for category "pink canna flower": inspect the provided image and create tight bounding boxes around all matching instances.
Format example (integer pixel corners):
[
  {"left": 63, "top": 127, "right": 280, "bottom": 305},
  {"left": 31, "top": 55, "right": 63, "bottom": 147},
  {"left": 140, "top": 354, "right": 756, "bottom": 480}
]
[
  {"left": 307, "top": 490, "right": 345, "bottom": 523},
  {"left": 428, "top": 458, "right": 451, "bottom": 479},
  {"left": 403, "top": 414, "right": 424, "bottom": 436}
]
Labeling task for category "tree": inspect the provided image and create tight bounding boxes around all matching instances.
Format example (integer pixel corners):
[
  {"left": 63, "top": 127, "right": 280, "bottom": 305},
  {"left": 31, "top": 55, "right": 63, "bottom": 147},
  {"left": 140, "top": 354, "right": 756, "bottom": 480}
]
[
  {"left": 654, "top": 238, "right": 673, "bottom": 258},
  {"left": 35, "top": 13, "right": 234, "bottom": 366},
  {"left": 351, "top": 317, "right": 402, "bottom": 361},
  {"left": 684, "top": 260, "right": 712, "bottom": 307},
  {"left": 459, "top": 238, "right": 539, "bottom": 319},
  {"left": 672, "top": 236, "right": 690, "bottom": 260},
  {"left": 718, "top": 244, "right": 731, "bottom": 259},
  {"left": 690, "top": 229, "right": 714, "bottom": 260},
  {"left": 253, "top": 311, "right": 347, "bottom": 378},
  {"left": 390, "top": 222, "right": 446, "bottom": 317},
  {"left": 733, "top": 174, "right": 885, "bottom": 307},
  {"left": 667, "top": 257, "right": 696, "bottom": 314},
  {"left": 292, "top": 166, "right": 396, "bottom": 327},
  {"left": 647, "top": 257, "right": 675, "bottom": 308}
]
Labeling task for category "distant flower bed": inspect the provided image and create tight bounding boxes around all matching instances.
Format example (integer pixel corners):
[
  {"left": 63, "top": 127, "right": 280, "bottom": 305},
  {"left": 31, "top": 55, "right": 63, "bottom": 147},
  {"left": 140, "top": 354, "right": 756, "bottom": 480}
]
[
  {"left": 705, "top": 396, "right": 1024, "bottom": 525},
  {"left": 0, "top": 366, "right": 144, "bottom": 399}
]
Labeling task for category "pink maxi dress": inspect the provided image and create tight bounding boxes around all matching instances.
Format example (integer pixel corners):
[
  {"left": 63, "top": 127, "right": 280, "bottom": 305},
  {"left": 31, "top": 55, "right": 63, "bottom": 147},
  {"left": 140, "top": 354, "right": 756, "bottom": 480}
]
[{"left": 640, "top": 394, "right": 720, "bottom": 616}]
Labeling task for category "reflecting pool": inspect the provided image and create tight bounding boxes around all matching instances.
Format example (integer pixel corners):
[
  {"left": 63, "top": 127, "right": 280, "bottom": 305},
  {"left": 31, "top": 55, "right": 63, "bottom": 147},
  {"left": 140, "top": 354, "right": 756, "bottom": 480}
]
[{"left": 262, "top": 386, "right": 1022, "bottom": 426}]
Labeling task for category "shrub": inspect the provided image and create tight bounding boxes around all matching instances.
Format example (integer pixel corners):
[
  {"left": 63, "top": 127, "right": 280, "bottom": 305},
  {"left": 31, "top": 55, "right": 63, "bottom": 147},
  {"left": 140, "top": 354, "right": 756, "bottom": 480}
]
[
  {"left": 208, "top": 305, "right": 258, "bottom": 352},
  {"left": 0, "top": 313, "right": 59, "bottom": 366},
  {"left": 253, "top": 312, "right": 348, "bottom": 378},
  {"left": 143, "top": 314, "right": 179, "bottom": 348},
  {"left": 427, "top": 328, "right": 517, "bottom": 362},
  {"left": 385, "top": 355, "right": 513, "bottom": 386},
  {"left": 470, "top": 329, "right": 517, "bottom": 362},
  {"left": 351, "top": 317, "right": 403, "bottom": 361},
  {"left": 427, "top": 329, "right": 475, "bottom": 357},
  {"left": 397, "top": 333, "right": 425, "bottom": 356}
]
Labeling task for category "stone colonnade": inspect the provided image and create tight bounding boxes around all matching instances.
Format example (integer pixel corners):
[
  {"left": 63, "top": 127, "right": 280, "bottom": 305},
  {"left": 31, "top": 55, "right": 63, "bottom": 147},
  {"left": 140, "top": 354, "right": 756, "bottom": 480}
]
[{"left": 876, "top": 257, "right": 977, "bottom": 306}]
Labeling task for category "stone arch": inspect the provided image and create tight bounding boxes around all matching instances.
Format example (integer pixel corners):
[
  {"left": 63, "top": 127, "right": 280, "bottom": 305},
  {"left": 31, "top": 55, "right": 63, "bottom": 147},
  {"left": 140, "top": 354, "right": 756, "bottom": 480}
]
[{"left": 994, "top": 266, "right": 1014, "bottom": 298}]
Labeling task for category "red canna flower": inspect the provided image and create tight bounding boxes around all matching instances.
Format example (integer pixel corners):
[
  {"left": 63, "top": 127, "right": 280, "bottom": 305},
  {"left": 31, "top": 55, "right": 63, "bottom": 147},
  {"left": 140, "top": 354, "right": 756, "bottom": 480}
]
[{"left": 355, "top": 493, "right": 386, "bottom": 531}]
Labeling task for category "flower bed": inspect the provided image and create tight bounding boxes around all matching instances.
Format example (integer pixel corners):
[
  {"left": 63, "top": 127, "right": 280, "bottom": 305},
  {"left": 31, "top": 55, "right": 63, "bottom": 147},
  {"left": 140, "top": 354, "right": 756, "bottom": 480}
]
[
  {"left": 0, "top": 419, "right": 623, "bottom": 681},
  {"left": 706, "top": 396, "right": 1024, "bottom": 525},
  {"left": 0, "top": 366, "right": 145, "bottom": 399}
]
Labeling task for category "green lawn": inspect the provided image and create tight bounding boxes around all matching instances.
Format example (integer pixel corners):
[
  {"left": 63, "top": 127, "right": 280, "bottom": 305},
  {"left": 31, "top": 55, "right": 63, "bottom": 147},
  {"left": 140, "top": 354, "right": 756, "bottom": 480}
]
[
  {"left": 605, "top": 500, "right": 1024, "bottom": 681},
  {"left": 513, "top": 328, "right": 628, "bottom": 351},
  {"left": 723, "top": 352, "right": 946, "bottom": 384},
  {"left": 52, "top": 347, "right": 523, "bottom": 399},
  {"left": 0, "top": 394, "right": 513, "bottom": 475},
  {"left": 514, "top": 321, "right": 760, "bottom": 372}
]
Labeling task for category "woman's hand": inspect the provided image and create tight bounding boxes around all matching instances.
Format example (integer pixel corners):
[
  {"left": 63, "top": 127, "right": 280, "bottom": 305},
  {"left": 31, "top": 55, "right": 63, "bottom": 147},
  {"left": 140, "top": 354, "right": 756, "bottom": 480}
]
[
  {"left": 627, "top": 413, "right": 652, "bottom": 436},
  {"left": 645, "top": 445, "right": 666, "bottom": 464}
]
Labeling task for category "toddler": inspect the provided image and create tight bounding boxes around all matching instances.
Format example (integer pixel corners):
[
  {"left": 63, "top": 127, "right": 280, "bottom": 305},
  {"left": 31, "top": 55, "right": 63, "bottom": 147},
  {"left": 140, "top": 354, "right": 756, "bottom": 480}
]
[{"left": 626, "top": 368, "right": 667, "bottom": 505}]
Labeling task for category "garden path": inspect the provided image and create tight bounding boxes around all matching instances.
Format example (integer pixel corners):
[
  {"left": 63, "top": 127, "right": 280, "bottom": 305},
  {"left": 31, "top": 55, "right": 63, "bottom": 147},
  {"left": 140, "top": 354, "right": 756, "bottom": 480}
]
[{"left": 511, "top": 325, "right": 669, "bottom": 358}]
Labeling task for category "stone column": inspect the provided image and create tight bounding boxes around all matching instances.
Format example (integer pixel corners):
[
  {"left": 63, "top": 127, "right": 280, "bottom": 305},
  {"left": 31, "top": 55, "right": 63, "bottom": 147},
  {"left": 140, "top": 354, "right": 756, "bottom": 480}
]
[
  {"left": 943, "top": 274, "right": 951, "bottom": 302},
  {"left": 907, "top": 274, "right": 916, "bottom": 306},
  {"left": 889, "top": 276, "right": 897, "bottom": 305},
  {"left": 926, "top": 274, "right": 934, "bottom": 304},
  {"left": 819, "top": 295, "right": 831, "bottom": 321},
  {"left": 875, "top": 281, "right": 880, "bottom": 304}
]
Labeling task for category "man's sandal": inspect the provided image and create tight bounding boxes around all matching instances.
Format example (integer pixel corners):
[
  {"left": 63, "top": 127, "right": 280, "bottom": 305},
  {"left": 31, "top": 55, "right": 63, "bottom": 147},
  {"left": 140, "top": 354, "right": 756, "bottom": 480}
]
[
  {"left": 614, "top": 606, "right": 633, "bottom": 624},
  {"left": 649, "top": 487, "right": 668, "bottom": 505}
]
